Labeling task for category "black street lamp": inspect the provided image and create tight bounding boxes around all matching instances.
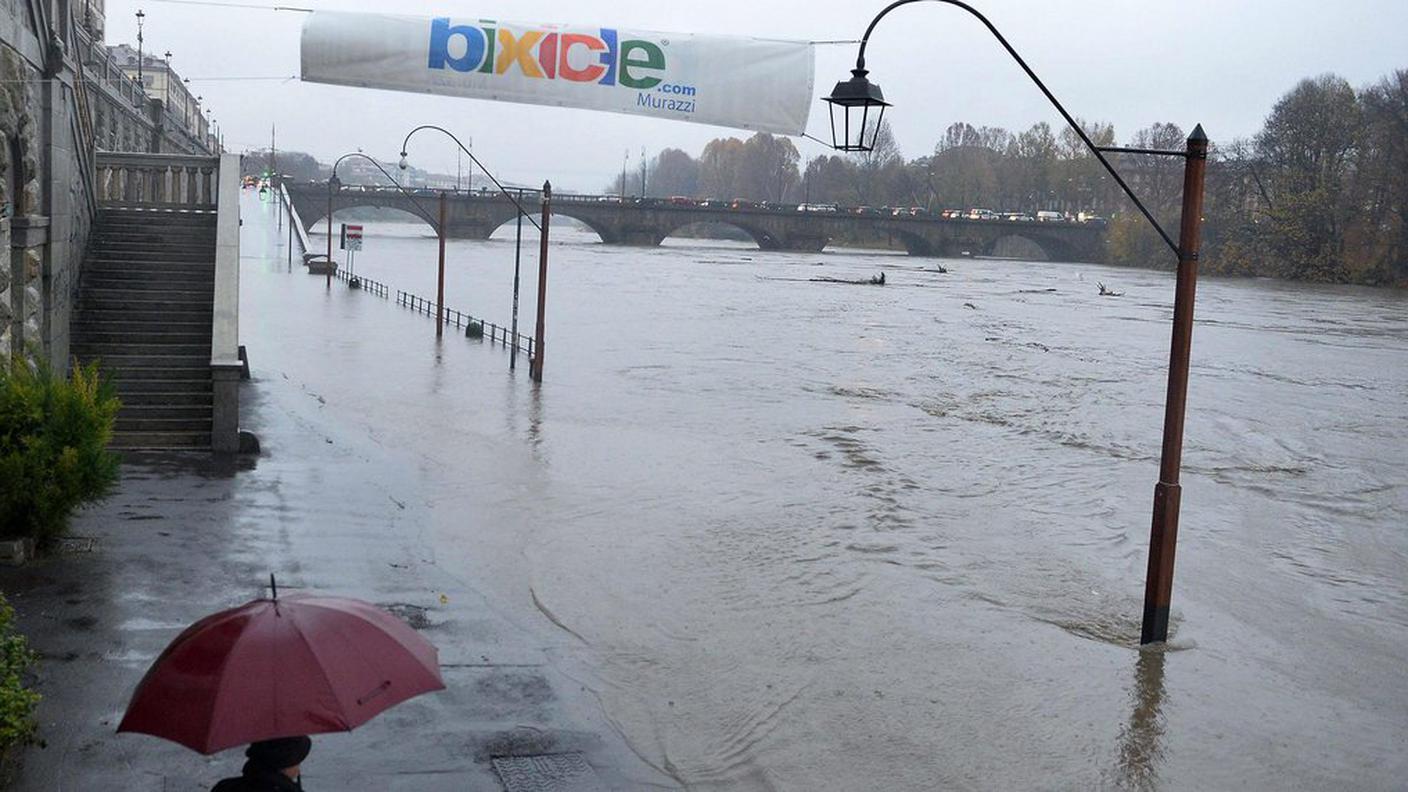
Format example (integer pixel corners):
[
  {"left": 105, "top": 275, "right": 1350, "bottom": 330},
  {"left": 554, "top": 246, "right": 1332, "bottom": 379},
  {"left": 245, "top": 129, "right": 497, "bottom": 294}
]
[
  {"left": 825, "top": 0, "right": 1209, "bottom": 646},
  {"left": 822, "top": 68, "right": 889, "bottom": 152},
  {"left": 135, "top": 10, "right": 145, "bottom": 85}
]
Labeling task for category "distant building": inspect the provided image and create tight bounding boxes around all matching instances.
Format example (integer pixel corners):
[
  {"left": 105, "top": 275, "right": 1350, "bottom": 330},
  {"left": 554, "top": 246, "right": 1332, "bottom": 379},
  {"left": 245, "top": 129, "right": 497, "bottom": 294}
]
[{"left": 103, "top": 44, "right": 213, "bottom": 154}]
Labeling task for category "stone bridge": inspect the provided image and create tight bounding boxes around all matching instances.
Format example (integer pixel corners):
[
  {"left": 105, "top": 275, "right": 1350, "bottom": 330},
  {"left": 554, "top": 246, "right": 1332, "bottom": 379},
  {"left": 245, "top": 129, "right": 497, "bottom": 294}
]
[{"left": 285, "top": 183, "right": 1107, "bottom": 262}]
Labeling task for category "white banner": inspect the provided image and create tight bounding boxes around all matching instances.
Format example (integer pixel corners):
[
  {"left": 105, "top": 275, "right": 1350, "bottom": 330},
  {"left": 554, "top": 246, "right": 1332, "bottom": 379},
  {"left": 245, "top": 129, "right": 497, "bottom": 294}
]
[{"left": 300, "top": 12, "right": 814, "bottom": 136}]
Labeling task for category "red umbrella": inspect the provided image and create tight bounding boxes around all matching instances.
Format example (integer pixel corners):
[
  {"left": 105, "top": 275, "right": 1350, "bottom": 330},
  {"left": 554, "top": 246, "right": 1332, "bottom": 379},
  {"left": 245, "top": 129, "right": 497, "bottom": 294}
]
[{"left": 118, "top": 587, "right": 445, "bottom": 754}]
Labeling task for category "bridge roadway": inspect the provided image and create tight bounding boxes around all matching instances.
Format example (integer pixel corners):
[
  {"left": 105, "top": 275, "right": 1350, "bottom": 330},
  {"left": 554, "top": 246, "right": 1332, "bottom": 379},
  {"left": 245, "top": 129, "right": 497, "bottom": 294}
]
[{"left": 285, "top": 183, "right": 1106, "bottom": 262}]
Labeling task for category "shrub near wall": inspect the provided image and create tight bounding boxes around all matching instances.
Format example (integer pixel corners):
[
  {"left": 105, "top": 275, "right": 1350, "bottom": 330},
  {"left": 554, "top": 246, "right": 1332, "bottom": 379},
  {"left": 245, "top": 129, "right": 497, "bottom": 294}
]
[
  {"left": 0, "top": 594, "right": 37, "bottom": 757},
  {"left": 0, "top": 360, "right": 120, "bottom": 546}
]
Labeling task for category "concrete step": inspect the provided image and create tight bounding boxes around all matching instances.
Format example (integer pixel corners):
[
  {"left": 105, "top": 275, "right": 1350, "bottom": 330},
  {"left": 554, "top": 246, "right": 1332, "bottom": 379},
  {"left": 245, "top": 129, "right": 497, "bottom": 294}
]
[
  {"left": 73, "top": 326, "right": 211, "bottom": 344},
  {"left": 81, "top": 266, "right": 213, "bottom": 281},
  {"left": 93, "top": 353, "right": 210, "bottom": 369},
  {"left": 93, "top": 228, "right": 216, "bottom": 237},
  {"left": 92, "top": 233, "right": 216, "bottom": 246},
  {"left": 81, "top": 287, "right": 213, "bottom": 302},
  {"left": 84, "top": 262, "right": 216, "bottom": 274},
  {"left": 99, "top": 209, "right": 216, "bottom": 223},
  {"left": 81, "top": 282, "right": 213, "bottom": 296},
  {"left": 104, "top": 366, "right": 212, "bottom": 381},
  {"left": 114, "top": 374, "right": 211, "bottom": 388},
  {"left": 109, "top": 391, "right": 213, "bottom": 407},
  {"left": 79, "top": 310, "right": 212, "bottom": 326},
  {"left": 118, "top": 405, "right": 212, "bottom": 420},
  {"left": 75, "top": 312, "right": 211, "bottom": 324},
  {"left": 73, "top": 342, "right": 208, "bottom": 357},
  {"left": 115, "top": 416, "right": 213, "bottom": 433},
  {"left": 92, "top": 238, "right": 216, "bottom": 248},
  {"left": 89, "top": 249, "right": 216, "bottom": 260},
  {"left": 82, "top": 287, "right": 215, "bottom": 302},
  {"left": 110, "top": 431, "right": 212, "bottom": 450}
]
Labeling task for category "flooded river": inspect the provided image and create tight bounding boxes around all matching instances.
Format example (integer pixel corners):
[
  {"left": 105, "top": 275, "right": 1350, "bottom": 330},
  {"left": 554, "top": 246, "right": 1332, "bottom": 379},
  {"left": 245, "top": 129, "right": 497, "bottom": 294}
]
[{"left": 245, "top": 196, "right": 1407, "bottom": 790}]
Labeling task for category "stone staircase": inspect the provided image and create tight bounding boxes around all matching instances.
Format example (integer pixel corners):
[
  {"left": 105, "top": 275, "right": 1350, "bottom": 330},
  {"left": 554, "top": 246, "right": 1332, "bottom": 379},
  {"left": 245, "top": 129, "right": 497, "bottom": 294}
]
[{"left": 72, "top": 208, "right": 217, "bottom": 449}]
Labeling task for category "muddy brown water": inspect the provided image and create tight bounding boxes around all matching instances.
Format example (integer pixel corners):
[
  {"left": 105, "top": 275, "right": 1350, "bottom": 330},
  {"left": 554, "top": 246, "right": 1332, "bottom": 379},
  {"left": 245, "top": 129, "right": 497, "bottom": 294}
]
[{"left": 248, "top": 197, "right": 1407, "bottom": 790}]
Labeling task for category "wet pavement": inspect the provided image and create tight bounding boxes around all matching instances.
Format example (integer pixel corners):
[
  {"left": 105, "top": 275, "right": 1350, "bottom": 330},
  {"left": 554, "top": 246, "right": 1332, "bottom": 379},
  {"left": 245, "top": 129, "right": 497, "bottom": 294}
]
[{"left": 0, "top": 203, "right": 676, "bottom": 790}]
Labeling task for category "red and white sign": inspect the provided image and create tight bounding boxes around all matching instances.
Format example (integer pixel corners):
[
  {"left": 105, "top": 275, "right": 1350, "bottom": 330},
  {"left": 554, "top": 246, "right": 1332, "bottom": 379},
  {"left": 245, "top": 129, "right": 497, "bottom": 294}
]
[{"left": 341, "top": 224, "right": 364, "bottom": 251}]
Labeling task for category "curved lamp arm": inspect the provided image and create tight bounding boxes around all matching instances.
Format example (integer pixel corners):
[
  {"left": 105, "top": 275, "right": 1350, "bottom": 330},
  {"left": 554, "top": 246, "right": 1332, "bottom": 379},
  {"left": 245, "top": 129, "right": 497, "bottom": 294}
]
[
  {"left": 852, "top": 0, "right": 1180, "bottom": 257},
  {"left": 399, "top": 124, "right": 543, "bottom": 231},
  {"left": 330, "top": 152, "right": 442, "bottom": 233}
]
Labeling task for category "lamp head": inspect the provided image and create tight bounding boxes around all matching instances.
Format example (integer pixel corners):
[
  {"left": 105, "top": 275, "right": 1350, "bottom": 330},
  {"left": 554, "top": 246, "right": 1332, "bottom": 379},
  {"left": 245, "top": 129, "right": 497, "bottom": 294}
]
[
  {"left": 398, "top": 153, "right": 409, "bottom": 171},
  {"left": 822, "top": 68, "right": 891, "bottom": 153}
]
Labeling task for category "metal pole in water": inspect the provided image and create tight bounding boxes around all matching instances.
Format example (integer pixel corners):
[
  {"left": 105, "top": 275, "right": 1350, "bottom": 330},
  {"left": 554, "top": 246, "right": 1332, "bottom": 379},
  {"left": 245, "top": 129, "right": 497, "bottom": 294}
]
[
  {"left": 1140, "top": 125, "right": 1209, "bottom": 645},
  {"left": 326, "top": 182, "right": 334, "bottom": 290},
  {"left": 531, "top": 181, "right": 551, "bottom": 383},
  {"left": 436, "top": 191, "right": 447, "bottom": 338},
  {"left": 510, "top": 189, "right": 523, "bottom": 371}
]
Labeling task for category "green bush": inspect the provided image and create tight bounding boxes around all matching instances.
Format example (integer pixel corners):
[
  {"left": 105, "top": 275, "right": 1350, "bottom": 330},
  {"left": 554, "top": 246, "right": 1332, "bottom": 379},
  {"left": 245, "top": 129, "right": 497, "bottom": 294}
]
[
  {"left": 0, "top": 594, "right": 38, "bottom": 752},
  {"left": 0, "top": 360, "right": 120, "bottom": 546}
]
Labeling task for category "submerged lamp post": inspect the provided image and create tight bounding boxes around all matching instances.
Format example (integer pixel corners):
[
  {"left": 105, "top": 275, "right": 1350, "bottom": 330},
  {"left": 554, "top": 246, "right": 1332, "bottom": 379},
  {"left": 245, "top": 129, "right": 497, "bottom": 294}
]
[
  {"left": 827, "top": 0, "right": 1208, "bottom": 645},
  {"left": 325, "top": 171, "right": 340, "bottom": 288},
  {"left": 399, "top": 125, "right": 549, "bottom": 376}
]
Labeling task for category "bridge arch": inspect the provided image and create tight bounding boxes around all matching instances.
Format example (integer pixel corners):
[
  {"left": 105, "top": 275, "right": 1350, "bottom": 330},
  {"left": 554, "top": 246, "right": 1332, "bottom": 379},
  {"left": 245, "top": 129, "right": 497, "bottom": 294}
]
[
  {"left": 658, "top": 218, "right": 788, "bottom": 251},
  {"left": 299, "top": 195, "right": 440, "bottom": 236},
  {"left": 525, "top": 208, "right": 616, "bottom": 244},
  {"left": 987, "top": 232, "right": 1080, "bottom": 263}
]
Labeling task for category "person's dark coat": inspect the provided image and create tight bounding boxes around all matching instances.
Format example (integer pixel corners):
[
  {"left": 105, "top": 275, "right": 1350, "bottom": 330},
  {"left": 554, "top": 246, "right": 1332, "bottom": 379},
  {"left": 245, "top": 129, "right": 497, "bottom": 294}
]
[
  {"left": 210, "top": 761, "right": 302, "bottom": 791},
  {"left": 212, "top": 736, "right": 310, "bottom": 791}
]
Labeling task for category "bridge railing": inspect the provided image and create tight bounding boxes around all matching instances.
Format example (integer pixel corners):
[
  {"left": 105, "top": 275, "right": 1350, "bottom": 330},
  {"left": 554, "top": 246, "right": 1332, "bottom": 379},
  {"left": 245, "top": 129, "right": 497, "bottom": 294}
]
[
  {"left": 96, "top": 152, "right": 221, "bottom": 210},
  {"left": 395, "top": 290, "right": 534, "bottom": 357},
  {"left": 285, "top": 181, "right": 1105, "bottom": 229}
]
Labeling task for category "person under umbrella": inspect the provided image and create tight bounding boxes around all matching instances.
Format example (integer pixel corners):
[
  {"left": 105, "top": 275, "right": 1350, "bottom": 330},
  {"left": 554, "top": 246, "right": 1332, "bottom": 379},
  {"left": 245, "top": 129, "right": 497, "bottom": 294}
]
[{"left": 212, "top": 736, "right": 312, "bottom": 791}]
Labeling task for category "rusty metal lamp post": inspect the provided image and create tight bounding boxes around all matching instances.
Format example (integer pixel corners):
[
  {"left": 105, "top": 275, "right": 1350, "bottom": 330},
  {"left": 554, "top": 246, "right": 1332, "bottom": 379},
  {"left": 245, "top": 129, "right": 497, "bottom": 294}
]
[
  {"left": 826, "top": 0, "right": 1208, "bottom": 645},
  {"left": 325, "top": 171, "right": 340, "bottom": 289}
]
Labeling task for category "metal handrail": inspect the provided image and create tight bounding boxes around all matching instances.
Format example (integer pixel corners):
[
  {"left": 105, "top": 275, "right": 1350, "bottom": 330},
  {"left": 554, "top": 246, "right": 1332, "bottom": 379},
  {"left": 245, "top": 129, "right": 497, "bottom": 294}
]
[{"left": 395, "top": 290, "right": 535, "bottom": 356}]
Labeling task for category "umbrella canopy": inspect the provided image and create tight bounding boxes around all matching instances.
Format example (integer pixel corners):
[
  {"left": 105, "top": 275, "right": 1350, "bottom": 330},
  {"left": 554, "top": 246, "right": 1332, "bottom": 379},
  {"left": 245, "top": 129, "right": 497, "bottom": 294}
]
[{"left": 118, "top": 594, "right": 444, "bottom": 754}]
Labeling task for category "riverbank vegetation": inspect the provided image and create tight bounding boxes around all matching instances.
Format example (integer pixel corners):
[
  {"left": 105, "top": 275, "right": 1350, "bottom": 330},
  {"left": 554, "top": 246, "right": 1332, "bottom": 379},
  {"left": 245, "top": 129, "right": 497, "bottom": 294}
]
[{"left": 0, "top": 360, "right": 120, "bottom": 547}]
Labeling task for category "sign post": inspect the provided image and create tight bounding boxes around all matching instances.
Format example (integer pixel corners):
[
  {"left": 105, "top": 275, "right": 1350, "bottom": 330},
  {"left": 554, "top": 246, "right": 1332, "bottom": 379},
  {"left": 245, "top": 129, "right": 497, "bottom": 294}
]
[{"left": 340, "top": 223, "right": 364, "bottom": 278}]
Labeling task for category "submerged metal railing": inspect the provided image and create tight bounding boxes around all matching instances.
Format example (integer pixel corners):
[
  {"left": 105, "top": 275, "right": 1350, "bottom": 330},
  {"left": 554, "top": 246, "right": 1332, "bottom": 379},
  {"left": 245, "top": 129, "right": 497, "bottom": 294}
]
[
  {"left": 395, "top": 290, "right": 534, "bottom": 356},
  {"left": 332, "top": 268, "right": 390, "bottom": 298}
]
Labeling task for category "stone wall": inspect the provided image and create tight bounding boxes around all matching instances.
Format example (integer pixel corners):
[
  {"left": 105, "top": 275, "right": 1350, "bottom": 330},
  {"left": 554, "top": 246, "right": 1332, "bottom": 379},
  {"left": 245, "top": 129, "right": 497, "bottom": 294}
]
[{"left": 1, "top": 0, "right": 98, "bottom": 370}]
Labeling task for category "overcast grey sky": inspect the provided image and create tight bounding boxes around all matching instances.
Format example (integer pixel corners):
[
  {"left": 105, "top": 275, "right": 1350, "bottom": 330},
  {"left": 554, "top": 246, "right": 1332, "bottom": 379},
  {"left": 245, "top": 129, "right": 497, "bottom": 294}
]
[{"left": 108, "top": 0, "right": 1408, "bottom": 192}]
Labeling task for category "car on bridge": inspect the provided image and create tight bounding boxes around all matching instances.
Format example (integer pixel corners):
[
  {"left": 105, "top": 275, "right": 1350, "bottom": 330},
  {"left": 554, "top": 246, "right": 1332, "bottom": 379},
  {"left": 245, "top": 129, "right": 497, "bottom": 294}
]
[
  {"left": 729, "top": 199, "right": 759, "bottom": 210},
  {"left": 1036, "top": 211, "right": 1064, "bottom": 223},
  {"left": 668, "top": 196, "right": 697, "bottom": 206},
  {"left": 797, "top": 203, "right": 839, "bottom": 214}
]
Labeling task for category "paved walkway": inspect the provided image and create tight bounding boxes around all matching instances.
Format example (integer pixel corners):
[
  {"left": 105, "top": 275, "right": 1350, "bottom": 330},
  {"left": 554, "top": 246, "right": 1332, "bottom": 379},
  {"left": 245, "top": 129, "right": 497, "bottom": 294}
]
[{"left": 0, "top": 204, "right": 676, "bottom": 791}]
